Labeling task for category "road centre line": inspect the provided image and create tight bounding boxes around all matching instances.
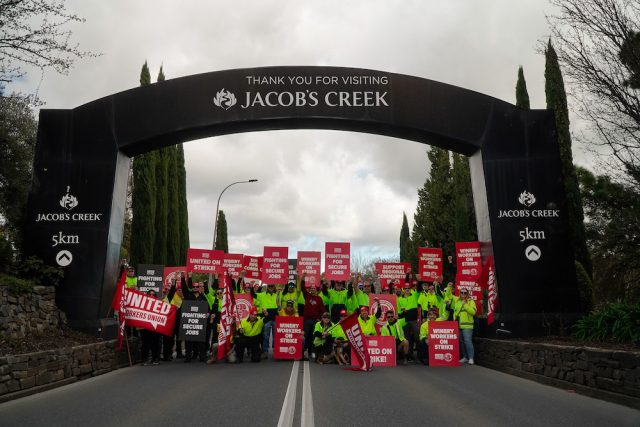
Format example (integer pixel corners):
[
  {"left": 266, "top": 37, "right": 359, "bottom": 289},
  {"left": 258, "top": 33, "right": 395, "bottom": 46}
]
[
  {"left": 277, "top": 360, "right": 299, "bottom": 427},
  {"left": 301, "top": 361, "right": 314, "bottom": 427}
]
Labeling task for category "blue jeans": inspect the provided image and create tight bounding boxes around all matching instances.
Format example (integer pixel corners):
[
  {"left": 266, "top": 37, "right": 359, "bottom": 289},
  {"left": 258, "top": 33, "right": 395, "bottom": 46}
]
[
  {"left": 263, "top": 320, "right": 274, "bottom": 352},
  {"left": 460, "top": 328, "right": 474, "bottom": 360}
]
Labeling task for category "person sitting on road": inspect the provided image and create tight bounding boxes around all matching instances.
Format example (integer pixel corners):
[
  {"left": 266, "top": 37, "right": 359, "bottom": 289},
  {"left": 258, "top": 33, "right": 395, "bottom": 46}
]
[
  {"left": 358, "top": 300, "right": 382, "bottom": 336},
  {"left": 279, "top": 299, "right": 298, "bottom": 317},
  {"left": 381, "top": 309, "right": 410, "bottom": 365},
  {"left": 313, "top": 312, "right": 335, "bottom": 364},
  {"left": 417, "top": 308, "right": 440, "bottom": 365},
  {"left": 236, "top": 307, "right": 264, "bottom": 363}
]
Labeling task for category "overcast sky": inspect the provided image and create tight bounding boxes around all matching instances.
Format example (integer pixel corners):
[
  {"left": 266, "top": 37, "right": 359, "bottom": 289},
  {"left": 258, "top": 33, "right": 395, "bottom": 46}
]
[{"left": 10, "top": 0, "right": 594, "bottom": 264}]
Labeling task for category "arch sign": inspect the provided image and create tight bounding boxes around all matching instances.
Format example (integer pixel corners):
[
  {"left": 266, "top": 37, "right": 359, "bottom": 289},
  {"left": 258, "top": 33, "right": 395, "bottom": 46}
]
[{"left": 25, "top": 66, "right": 579, "bottom": 335}]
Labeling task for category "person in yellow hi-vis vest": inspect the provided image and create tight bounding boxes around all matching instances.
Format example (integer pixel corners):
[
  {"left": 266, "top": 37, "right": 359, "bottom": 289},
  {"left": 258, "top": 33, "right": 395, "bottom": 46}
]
[
  {"left": 454, "top": 288, "right": 477, "bottom": 365},
  {"left": 236, "top": 307, "right": 264, "bottom": 363},
  {"left": 381, "top": 309, "right": 410, "bottom": 365}
]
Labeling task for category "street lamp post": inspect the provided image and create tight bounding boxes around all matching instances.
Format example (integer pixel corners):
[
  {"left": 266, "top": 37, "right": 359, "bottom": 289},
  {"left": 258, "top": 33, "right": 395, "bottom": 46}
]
[{"left": 207, "top": 179, "right": 258, "bottom": 285}]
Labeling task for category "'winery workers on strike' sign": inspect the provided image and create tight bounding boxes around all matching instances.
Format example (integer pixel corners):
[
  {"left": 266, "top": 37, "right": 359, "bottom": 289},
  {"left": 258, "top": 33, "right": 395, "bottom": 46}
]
[{"left": 325, "top": 242, "right": 350, "bottom": 281}]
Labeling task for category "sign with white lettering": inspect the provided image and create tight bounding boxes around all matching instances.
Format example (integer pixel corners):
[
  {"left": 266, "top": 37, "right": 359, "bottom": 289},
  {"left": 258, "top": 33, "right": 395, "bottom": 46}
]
[
  {"left": 137, "top": 264, "right": 164, "bottom": 296},
  {"left": 428, "top": 321, "right": 460, "bottom": 367},
  {"left": 178, "top": 301, "right": 209, "bottom": 342},
  {"left": 262, "top": 247, "right": 288, "bottom": 284},
  {"left": 325, "top": 242, "right": 350, "bottom": 281}
]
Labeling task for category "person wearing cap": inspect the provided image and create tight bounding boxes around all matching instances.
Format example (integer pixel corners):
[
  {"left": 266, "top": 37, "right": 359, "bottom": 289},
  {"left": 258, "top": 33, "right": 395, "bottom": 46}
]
[
  {"left": 454, "top": 287, "right": 477, "bottom": 364},
  {"left": 331, "top": 310, "right": 350, "bottom": 365},
  {"left": 353, "top": 277, "right": 373, "bottom": 309},
  {"left": 313, "top": 312, "right": 335, "bottom": 363},
  {"left": 417, "top": 308, "right": 440, "bottom": 365},
  {"left": 358, "top": 300, "right": 382, "bottom": 336},
  {"left": 418, "top": 281, "right": 443, "bottom": 319},
  {"left": 250, "top": 282, "right": 279, "bottom": 359},
  {"left": 236, "top": 307, "right": 264, "bottom": 363},
  {"left": 381, "top": 309, "right": 410, "bottom": 365},
  {"left": 300, "top": 274, "right": 326, "bottom": 360},
  {"left": 278, "top": 282, "right": 300, "bottom": 314},
  {"left": 279, "top": 299, "right": 298, "bottom": 317},
  {"left": 398, "top": 275, "right": 422, "bottom": 361},
  {"left": 441, "top": 282, "right": 457, "bottom": 321},
  {"left": 125, "top": 266, "right": 138, "bottom": 289}
]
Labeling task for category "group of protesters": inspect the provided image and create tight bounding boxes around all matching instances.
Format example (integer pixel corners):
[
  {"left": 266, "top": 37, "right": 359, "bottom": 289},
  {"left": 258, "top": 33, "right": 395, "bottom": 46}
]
[{"left": 124, "top": 262, "right": 477, "bottom": 367}]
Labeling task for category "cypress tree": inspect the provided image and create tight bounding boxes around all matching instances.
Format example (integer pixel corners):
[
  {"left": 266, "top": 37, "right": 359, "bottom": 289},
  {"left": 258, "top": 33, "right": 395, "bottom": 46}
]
[
  {"left": 516, "top": 65, "right": 531, "bottom": 109},
  {"left": 399, "top": 212, "right": 411, "bottom": 263},
  {"left": 176, "top": 143, "right": 190, "bottom": 264},
  {"left": 129, "top": 61, "right": 156, "bottom": 267},
  {"left": 412, "top": 147, "right": 455, "bottom": 258},
  {"left": 451, "top": 153, "right": 477, "bottom": 242},
  {"left": 545, "top": 40, "right": 592, "bottom": 279},
  {"left": 215, "top": 210, "right": 229, "bottom": 253}
]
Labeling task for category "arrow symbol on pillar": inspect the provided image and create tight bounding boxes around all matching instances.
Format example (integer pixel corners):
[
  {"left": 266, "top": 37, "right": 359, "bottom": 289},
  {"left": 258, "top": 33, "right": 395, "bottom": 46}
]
[{"left": 525, "top": 245, "right": 541, "bottom": 261}]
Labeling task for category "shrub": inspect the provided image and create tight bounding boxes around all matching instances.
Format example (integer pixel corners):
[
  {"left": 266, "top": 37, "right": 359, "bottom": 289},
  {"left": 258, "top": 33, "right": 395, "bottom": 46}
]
[
  {"left": 574, "top": 301, "right": 640, "bottom": 343},
  {"left": 0, "top": 273, "right": 34, "bottom": 296},
  {"left": 18, "top": 256, "right": 64, "bottom": 287}
]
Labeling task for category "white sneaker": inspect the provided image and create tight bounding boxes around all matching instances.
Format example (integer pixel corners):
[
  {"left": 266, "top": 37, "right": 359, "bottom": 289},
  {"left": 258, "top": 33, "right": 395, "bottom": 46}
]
[
  {"left": 468, "top": 359, "right": 474, "bottom": 365},
  {"left": 459, "top": 358, "right": 468, "bottom": 364}
]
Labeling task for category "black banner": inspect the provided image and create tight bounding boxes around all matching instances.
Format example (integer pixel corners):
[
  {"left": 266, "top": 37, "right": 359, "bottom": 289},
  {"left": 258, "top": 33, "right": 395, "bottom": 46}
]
[
  {"left": 137, "top": 264, "right": 164, "bottom": 296},
  {"left": 178, "top": 301, "right": 209, "bottom": 342}
]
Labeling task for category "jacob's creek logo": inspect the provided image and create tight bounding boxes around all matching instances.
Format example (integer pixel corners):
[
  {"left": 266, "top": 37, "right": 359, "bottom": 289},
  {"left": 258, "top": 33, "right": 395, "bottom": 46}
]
[
  {"left": 497, "top": 190, "right": 559, "bottom": 219},
  {"left": 36, "top": 187, "right": 102, "bottom": 222},
  {"left": 213, "top": 74, "right": 390, "bottom": 110}
]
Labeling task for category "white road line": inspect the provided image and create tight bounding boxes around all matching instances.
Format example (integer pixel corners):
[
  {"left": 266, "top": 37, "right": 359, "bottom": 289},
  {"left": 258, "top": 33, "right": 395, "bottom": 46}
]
[
  {"left": 277, "top": 360, "right": 299, "bottom": 427},
  {"left": 301, "top": 361, "right": 314, "bottom": 427}
]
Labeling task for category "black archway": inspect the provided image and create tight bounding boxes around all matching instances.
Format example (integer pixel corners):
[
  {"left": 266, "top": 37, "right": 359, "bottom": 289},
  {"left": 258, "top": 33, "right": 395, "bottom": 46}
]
[{"left": 25, "top": 66, "right": 579, "bottom": 335}]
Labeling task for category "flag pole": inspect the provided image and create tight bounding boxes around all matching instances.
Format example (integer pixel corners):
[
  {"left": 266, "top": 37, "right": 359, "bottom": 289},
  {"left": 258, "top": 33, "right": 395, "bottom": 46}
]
[{"left": 124, "top": 331, "right": 133, "bottom": 367}]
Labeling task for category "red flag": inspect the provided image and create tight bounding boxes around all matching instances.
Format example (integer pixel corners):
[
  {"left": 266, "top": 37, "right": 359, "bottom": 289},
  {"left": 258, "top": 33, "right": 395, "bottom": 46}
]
[
  {"left": 110, "top": 269, "right": 127, "bottom": 350},
  {"left": 340, "top": 313, "right": 372, "bottom": 371},
  {"left": 217, "top": 276, "right": 237, "bottom": 361},
  {"left": 484, "top": 256, "right": 498, "bottom": 325},
  {"left": 111, "top": 269, "right": 127, "bottom": 311}
]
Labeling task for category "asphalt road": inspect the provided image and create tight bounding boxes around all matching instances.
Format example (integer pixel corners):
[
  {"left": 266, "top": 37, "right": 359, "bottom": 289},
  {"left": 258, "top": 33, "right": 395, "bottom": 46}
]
[{"left": 0, "top": 358, "right": 638, "bottom": 427}]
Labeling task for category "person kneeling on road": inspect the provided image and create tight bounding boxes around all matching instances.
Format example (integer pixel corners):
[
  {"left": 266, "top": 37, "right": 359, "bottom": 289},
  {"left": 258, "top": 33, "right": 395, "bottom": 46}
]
[
  {"left": 313, "top": 312, "right": 335, "bottom": 364},
  {"left": 236, "top": 307, "right": 264, "bottom": 363},
  {"left": 381, "top": 310, "right": 409, "bottom": 365}
]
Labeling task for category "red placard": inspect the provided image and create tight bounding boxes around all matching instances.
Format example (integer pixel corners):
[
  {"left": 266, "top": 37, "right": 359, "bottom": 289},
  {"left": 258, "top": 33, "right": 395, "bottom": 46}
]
[
  {"left": 418, "top": 248, "right": 442, "bottom": 282},
  {"left": 243, "top": 255, "right": 262, "bottom": 281},
  {"left": 369, "top": 294, "right": 397, "bottom": 334},
  {"left": 186, "top": 248, "right": 224, "bottom": 274},
  {"left": 455, "top": 242, "right": 482, "bottom": 279},
  {"left": 235, "top": 294, "right": 255, "bottom": 320},
  {"left": 297, "top": 251, "right": 321, "bottom": 288},
  {"left": 340, "top": 312, "right": 372, "bottom": 371},
  {"left": 123, "top": 288, "right": 176, "bottom": 336},
  {"left": 428, "top": 321, "right": 460, "bottom": 366},
  {"left": 375, "top": 262, "right": 410, "bottom": 290},
  {"left": 325, "top": 242, "right": 350, "bottom": 281},
  {"left": 163, "top": 266, "right": 185, "bottom": 292},
  {"left": 274, "top": 316, "right": 304, "bottom": 360},
  {"left": 222, "top": 253, "right": 244, "bottom": 278},
  {"left": 351, "top": 336, "right": 396, "bottom": 367},
  {"left": 455, "top": 274, "right": 484, "bottom": 315},
  {"left": 262, "top": 247, "right": 289, "bottom": 284}
]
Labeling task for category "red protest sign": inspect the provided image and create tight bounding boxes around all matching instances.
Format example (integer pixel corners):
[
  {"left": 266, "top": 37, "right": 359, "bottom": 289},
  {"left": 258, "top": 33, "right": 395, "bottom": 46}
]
[
  {"left": 482, "top": 256, "right": 497, "bottom": 325},
  {"left": 262, "top": 247, "right": 288, "bottom": 284},
  {"left": 297, "top": 251, "right": 321, "bottom": 288},
  {"left": 123, "top": 288, "right": 177, "bottom": 336},
  {"left": 243, "top": 255, "right": 262, "bottom": 281},
  {"left": 340, "top": 312, "right": 372, "bottom": 371},
  {"left": 456, "top": 274, "right": 484, "bottom": 315},
  {"left": 325, "top": 242, "right": 350, "bottom": 281},
  {"left": 418, "top": 248, "right": 442, "bottom": 282},
  {"left": 274, "top": 316, "right": 304, "bottom": 360},
  {"left": 163, "top": 266, "right": 185, "bottom": 292},
  {"left": 351, "top": 336, "right": 396, "bottom": 367},
  {"left": 375, "top": 262, "right": 410, "bottom": 290},
  {"left": 222, "top": 253, "right": 244, "bottom": 278},
  {"left": 455, "top": 242, "right": 482, "bottom": 279},
  {"left": 235, "top": 294, "right": 255, "bottom": 321},
  {"left": 186, "top": 248, "right": 224, "bottom": 274},
  {"left": 369, "top": 294, "right": 397, "bottom": 334},
  {"left": 428, "top": 320, "right": 460, "bottom": 367}
]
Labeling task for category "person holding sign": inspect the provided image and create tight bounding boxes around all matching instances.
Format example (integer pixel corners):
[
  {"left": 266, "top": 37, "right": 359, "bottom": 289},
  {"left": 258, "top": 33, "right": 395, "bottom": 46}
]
[
  {"left": 278, "top": 283, "right": 300, "bottom": 314},
  {"left": 454, "top": 288, "right": 477, "bottom": 365},
  {"left": 279, "top": 300, "right": 298, "bottom": 317},
  {"left": 300, "top": 274, "right": 326, "bottom": 360},
  {"left": 358, "top": 300, "right": 382, "bottom": 336},
  {"left": 250, "top": 283, "right": 279, "bottom": 359},
  {"left": 181, "top": 274, "right": 210, "bottom": 363},
  {"left": 381, "top": 310, "right": 410, "bottom": 365},
  {"left": 140, "top": 290, "right": 162, "bottom": 365},
  {"left": 236, "top": 307, "right": 264, "bottom": 363},
  {"left": 126, "top": 266, "right": 138, "bottom": 288},
  {"left": 313, "top": 312, "right": 335, "bottom": 364},
  {"left": 418, "top": 282, "right": 443, "bottom": 319},
  {"left": 321, "top": 276, "right": 350, "bottom": 323},
  {"left": 417, "top": 309, "right": 439, "bottom": 365}
]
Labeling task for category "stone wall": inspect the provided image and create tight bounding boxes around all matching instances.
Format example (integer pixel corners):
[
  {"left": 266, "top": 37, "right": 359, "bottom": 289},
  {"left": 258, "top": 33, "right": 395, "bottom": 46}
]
[
  {"left": 475, "top": 338, "right": 640, "bottom": 409},
  {"left": 0, "top": 284, "right": 67, "bottom": 338},
  {"left": 0, "top": 340, "right": 137, "bottom": 402}
]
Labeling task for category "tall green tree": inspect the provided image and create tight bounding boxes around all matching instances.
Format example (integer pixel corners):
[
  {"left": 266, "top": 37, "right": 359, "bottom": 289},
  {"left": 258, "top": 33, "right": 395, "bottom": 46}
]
[
  {"left": 545, "top": 40, "right": 592, "bottom": 279},
  {"left": 451, "top": 153, "right": 477, "bottom": 243},
  {"left": 399, "top": 212, "right": 411, "bottom": 263},
  {"left": 176, "top": 143, "right": 189, "bottom": 264},
  {"left": 0, "top": 95, "right": 37, "bottom": 259},
  {"left": 515, "top": 66, "right": 531, "bottom": 109},
  {"left": 129, "top": 61, "right": 156, "bottom": 267},
  {"left": 215, "top": 210, "right": 228, "bottom": 253},
  {"left": 412, "top": 147, "right": 454, "bottom": 259}
]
